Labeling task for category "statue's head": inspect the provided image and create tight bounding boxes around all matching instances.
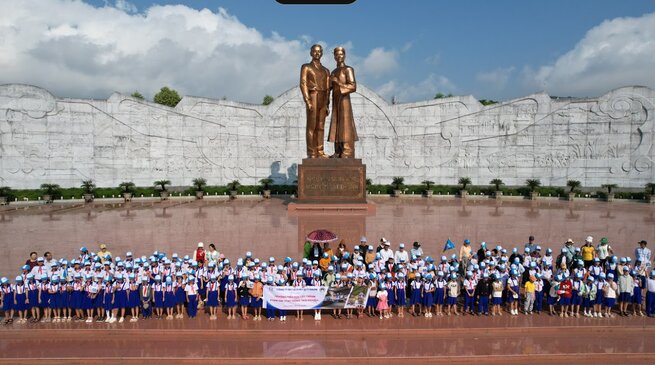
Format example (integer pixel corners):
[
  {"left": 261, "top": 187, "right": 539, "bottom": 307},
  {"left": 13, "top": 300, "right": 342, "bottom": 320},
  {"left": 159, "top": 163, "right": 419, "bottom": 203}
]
[
  {"left": 310, "top": 44, "right": 323, "bottom": 60},
  {"left": 333, "top": 47, "right": 346, "bottom": 63}
]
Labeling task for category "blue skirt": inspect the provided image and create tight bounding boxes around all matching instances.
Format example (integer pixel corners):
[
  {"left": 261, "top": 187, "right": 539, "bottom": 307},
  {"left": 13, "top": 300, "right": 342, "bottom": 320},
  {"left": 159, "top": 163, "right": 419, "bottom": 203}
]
[
  {"left": 82, "top": 293, "right": 93, "bottom": 310},
  {"left": 396, "top": 289, "right": 406, "bottom": 306},
  {"left": 507, "top": 287, "right": 519, "bottom": 303},
  {"left": 366, "top": 297, "right": 377, "bottom": 308},
  {"left": 103, "top": 292, "right": 114, "bottom": 311},
  {"left": 114, "top": 290, "right": 128, "bottom": 309},
  {"left": 93, "top": 293, "right": 104, "bottom": 308},
  {"left": 384, "top": 288, "right": 393, "bottom": 306},
  {"left": 57, "top": 291, "right": 68, "bottom": 308},
  {"left": 633, "top": 287, "right": 643, "bottom": 304},
  {"left": 49, "top": 293, "right": 60, "bottom": 309},
  {"left": 153, "top": 291, "right": 164, "bottom": 308},
  {"left": 547, "top": 295, "right": 558, "bottom": 305},
  {"left": 206, "top": 290, "right": 219, "bottom": 307},
  {"left": 226, "top": 291, "right": 237, "bottom": 308},
  {"left": 2, "top": 293, "right": 13, "bottom": 311},
  {"left": 492, "top": 297, "right": 503, "bottom": 305},
  {"left": 239, "top": 295, "right": 250, "bottom": 306},
  {"left": 571, "top": 292, "right": 581, "bottom": 305},
  {"left": 14, "top": 293, "right": 26, "bottom": 311},
  {"left": 71, "top": 291, "right": 83, "bottom": 309},
  {"left": 175, "top": 287, "right": 186, "bottom": 305},
  {"left": 164, "top": 291, "right": 176, "bottom": 308},
  {"left": 128, "top": 291, "right": 140, "bottom": 308},
  {"left": 435, "top": 288, "right": 445, "bottom": 305},
  {"left": 619, "top": 292, "right": 632, "bottom": 303},
  {"left": 187, "top": 295, "right": 198, "bottom": 317},
  {"left": 605, "top": 297, "right": 616, "bottom": 308},
  {"left": 446, "top": 296, "right": 457, "bottom": 306},
  {"left": 410, "top": 289, "right": 422, "bottom": 305},
  {"left": 28, "top": 290, "right": 39, "bottom": 309},
  {"left": 40, "top": 292, "right": 50, "bottom": 308},
  {"left": 250, "top": 297, "right": 262, "bottom": 308},
  {"left": 559, "top": 296, "right": 571, "bottom": 305},
  {"left": 424, "top": 292, "right": 434, "bottom": 307}
]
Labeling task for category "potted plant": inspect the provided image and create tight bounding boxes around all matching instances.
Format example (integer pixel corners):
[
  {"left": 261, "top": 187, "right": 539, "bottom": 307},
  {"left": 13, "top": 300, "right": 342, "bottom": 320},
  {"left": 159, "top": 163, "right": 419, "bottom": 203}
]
[
  {"left": 526, "top": 179, "right": 541, "bottom": 200},
  {"left": 458, "top": 177, "right": 471, "bottom": 198},
  {"left": 421, "top": 180, "right": 434, "bottom": 197},
  {"left": 566, "top": 180, "right": 581, "bottom": 201},
  {"left": 490, "top": 178, "right": 504, "bottom": 199},
  {"left": 227, "top": 180, "right": 241, "bottom": 199},
  {"left": 259, "top": 178, "right": 273, "bottom": 199},
  {"left": 646, "top": 183, "right": 655, "bottom": 204},
  {"left": 0, "top": 187, "right": 11, "bottom": 205},
  {"left": 192, "top": 178, "right": 207, "bottom": 199},
  {"left": 81, "top": 180, "right": 96, "bottom": 203},
  {"left": 118, "top": 181, "right": 135, "bottom": 202},
  {"left": 601, "top": 183, "right": 617, "bottom": 202},
  {"left": 391, "top": 177, "right": 405, "bottom": 197},
  {"left": 154, "top": 179, "right": 171, "bottom": 200},
  {"left": 40, "top": 183, "right": 60, "bottom": 203},
  {"left": 366, "top": 178, "right": 372, "bottom": 194}
]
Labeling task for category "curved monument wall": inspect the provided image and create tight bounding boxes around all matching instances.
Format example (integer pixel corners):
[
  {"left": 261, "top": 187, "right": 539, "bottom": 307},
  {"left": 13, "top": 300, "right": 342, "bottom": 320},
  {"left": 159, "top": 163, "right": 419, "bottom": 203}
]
[{"left": 0, "top": 83, "right": 653, "bottom": 189}]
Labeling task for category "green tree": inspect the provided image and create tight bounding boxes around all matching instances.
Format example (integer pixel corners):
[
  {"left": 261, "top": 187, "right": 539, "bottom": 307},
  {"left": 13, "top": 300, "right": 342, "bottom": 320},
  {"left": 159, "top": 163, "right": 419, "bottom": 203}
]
[
  {"left": 262, "top": 95, "right": 274, "bottom": 105},
  {"left": 153, "top": 87, "right": 182, "bottom": 107},
  {"left": 566, "top": 180, "right": 581, "bottom": 193},
  {"left": 434, "top": 92, "right": 453, "bottom": 99},
  {"left": 646, "top": 182, "right": 655, "bottom": 195},
  {"left": 479, "top": 99, "right": 498, "bottom": 106},
  {"left": 131, "top": 91, "right": 144, "bottom": 100},
  {"left": 490, "top": 178, "right": 504, "bottom": 191},
  {"left": 154, "top": 180, "right": 171, "bottom": 192},
  {"left": 526, "top": 179, "right": 541, "bottom": 192},
  {"left": 458, "top": 177, "right": 472, "bottom": 190}
]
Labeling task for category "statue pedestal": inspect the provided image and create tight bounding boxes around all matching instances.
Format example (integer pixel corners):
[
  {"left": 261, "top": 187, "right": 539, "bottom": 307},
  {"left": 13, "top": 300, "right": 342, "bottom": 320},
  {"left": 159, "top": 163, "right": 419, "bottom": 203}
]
[{"left": 296, "top": 158, "right": 367, "bottom": 204}]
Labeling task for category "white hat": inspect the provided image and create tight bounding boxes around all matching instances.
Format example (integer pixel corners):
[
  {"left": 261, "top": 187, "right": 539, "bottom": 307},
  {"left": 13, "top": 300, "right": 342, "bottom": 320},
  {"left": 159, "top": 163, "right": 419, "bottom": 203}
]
[
  {"left": 360, "top": 236, "right": 367, "bottom": 242},
  {"left": 197, "top": 242, "right": 204, "bottom": 248},
  {"left": 399, "top": 243, "right": 405, "bottom": 248},
  {"left": 585, "top": 236, "right": 593, "bottom": 243}
]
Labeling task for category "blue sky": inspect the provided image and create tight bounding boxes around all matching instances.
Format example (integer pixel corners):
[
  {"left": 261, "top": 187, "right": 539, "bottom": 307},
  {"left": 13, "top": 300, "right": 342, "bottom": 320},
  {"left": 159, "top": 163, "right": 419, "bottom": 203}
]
[{"left": 2, "top": 0, "right": 655, "bottom": 102}]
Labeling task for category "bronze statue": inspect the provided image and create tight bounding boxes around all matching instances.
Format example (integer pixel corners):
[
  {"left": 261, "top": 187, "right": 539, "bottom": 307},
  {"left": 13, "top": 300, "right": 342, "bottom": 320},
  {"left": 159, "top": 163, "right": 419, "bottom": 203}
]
[
  {"left": 299, "top": 44, "right": 330, "bottom": 159},
  {"left": 328, "top": 47, "right": 358, "bottom": 158}
]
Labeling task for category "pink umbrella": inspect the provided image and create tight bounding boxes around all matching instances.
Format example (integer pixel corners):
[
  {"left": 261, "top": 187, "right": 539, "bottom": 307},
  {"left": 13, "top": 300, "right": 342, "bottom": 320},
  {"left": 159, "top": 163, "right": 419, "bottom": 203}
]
[{"left": 306, "top": 229, "right": 338, "bottom": 243}]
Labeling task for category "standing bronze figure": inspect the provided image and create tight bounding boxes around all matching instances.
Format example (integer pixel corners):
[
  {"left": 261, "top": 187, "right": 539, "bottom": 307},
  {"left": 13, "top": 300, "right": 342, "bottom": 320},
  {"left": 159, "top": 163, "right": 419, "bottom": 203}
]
[
  {"left": 299, "top": 44, "right": 330, "bottom": 159},
  {"left": 328, "top": 47, "right": 358, "bottom": 158}
]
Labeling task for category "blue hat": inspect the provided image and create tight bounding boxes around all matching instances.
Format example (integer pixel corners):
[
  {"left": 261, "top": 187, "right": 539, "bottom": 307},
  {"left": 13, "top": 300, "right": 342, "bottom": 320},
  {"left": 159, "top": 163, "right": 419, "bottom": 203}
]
[
  {"left": 228, "top": 275, "right": 234, "bottom": 281},
  {"left": 21, "top": 265, "right": 30, "bottom": 270},
  {"left": 154, "top": 275, "right": 161, "bottom": 281},
  {"left": 464, "top": 239, "right": 470, "bottom": 244},
  {"left": 15, "top": 276, "right": 23, "bottom": 282}
]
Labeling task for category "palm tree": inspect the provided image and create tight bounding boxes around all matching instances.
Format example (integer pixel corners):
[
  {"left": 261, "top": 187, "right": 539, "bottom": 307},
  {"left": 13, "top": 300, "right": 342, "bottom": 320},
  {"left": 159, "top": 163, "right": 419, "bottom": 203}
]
[
  {"left": 154, "top": 179, "right": 171, "bottom": 192},
  {"left": 601, "top": 183, "right": 618, "bottom": 194},
  {"left": 259, "top": 178, "right": 273, "bottom": 190},
  {"left": 646, "top": 182, "right": 655, "bottom": 196},
  {"left": 526, "top": 179, "right": 541, "bottom": 192},
  {"left": 0, "top": 186, "right": 12, "bottom": 205},
  {"left": 566, "top": 180, "right": 581, "bottom": 193},
  {"left": 192, "top": 178, "right": 207, "bottom": 191},
  {"left": 118, "top": 182, "right": 135, "bottom": 193},
  {"left": 458, "top": 177, "right": 472, "bottom": 190},
  {"left": 391, "top": 177, "right": 405, "bottom": 190},
  {"left": 81, "top": 180, "right": 96, "bottom": 194},
  {"left": 227, "top": 180, "right": 241, "bottom": 191},
  {"left": 422, "top": 180, "right": 434, "bottom": 190},
  {"left": 490, "top": 178, "right": 504, "bottom": 191}
]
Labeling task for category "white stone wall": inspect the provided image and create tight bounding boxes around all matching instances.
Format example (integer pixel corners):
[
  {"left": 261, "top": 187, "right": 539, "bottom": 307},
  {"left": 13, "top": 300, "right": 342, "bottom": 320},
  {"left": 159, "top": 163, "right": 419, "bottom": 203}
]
[{"left": 1, "top": 83, "right": 653, "bottom": 189}]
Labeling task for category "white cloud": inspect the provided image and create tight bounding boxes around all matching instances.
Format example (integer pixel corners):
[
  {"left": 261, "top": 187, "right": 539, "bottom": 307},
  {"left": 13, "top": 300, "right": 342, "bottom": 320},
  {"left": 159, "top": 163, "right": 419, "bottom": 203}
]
[
  {"left": 375, "top": 73, "right": 455, "bottom": 103},
  {"left": 477, "top": 66, "right": 515, "bottom": 90},
  {"left": 0, "top": 0, "right": 313, "bottom": 102},
  {"left": 362, "top": 47, "right": 398, "bottom": 76},
  {"left": 527, "top": 12, "right": 655, "bottom": 96},
  {"left": 114, "top": 0, "right": 137, "bottom": 14}
]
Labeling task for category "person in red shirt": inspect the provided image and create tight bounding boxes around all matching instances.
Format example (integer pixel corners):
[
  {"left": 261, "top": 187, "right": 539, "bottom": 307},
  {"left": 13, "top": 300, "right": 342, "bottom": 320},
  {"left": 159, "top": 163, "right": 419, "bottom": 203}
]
[
  {"left": 557, "top": 274, "right": 573, "bottom": 317},
  {"left": 193, "top": 242, "right": 205, "bottom": 265}
]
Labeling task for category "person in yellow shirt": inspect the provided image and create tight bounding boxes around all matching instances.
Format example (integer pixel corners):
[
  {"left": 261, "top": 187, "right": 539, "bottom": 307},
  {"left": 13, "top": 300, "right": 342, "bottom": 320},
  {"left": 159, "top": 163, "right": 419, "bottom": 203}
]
[
  {"left": 581, "top": 237, "right": 596, "bottom": 269},
  {"left": 249, "top": 275, "right": 264, "bottom": 321},
  {"left": 98, "top": 243, "right": 112, "bottom": 264},
  {"left": 319, "top": 253, "right": 331, "bottom": 272},
  {"left": 523, "top": 276, "right": 536, "bottom": 314}
]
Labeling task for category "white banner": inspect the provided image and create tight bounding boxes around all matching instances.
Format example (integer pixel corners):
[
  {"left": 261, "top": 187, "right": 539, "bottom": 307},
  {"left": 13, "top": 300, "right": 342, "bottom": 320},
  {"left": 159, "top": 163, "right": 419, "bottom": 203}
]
[{"left": 263, "top": 285, "right": 369, "bottom": 310}]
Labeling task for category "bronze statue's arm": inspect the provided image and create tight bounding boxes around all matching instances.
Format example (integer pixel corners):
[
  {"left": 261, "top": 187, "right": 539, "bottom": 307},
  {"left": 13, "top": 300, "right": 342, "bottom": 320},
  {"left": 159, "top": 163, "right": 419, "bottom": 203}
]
[
  {"left": 299, "top": 65, "right": 312, "bottom": 109},
  {"left": 341, "top": 67, "right": 357, "bottom": 95}
]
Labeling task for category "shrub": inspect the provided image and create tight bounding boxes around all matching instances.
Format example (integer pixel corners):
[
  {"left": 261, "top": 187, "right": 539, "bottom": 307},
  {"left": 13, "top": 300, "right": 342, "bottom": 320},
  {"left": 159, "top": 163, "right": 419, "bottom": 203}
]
[
  {"left": 391, "top": 177, "right": 405, "bottom": 190},
  {"left": 192, "top": 178, "right": 207, "bottom": 191},
  {"left": 40, "top": 183, "right": 61, "bottom": 197},
  {"left": 154, "top": 180, "right": 171, "bottom": 192},
  {"left": 566, "top": 180, "right": 581, "bottom": 193},
  {"left": 458, "top": 177, "right": 472, "bottom": 190},
  {"left": 526, "top": 179, "right": 541, "bottom": 192},
  {"left": 490, "top": 178, "right": 503, "bottom": 191},
  {"left": 81, "top": 180, "right": 95, "bottom": 194}
]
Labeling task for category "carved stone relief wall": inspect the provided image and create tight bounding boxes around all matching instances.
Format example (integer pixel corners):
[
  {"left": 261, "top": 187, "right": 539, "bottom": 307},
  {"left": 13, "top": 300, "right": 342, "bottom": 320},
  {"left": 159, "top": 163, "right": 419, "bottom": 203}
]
[{"left": 0, "top": 83, "right": 653, "bottom": 188}]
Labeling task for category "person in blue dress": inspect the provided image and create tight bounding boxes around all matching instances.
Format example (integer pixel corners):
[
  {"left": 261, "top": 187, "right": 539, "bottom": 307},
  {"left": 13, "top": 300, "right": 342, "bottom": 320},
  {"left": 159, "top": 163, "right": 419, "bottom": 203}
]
[
  {"left": 206, "top": 275, "right": 220, "bottom": 320},
  {"left": 225, "top": 275, "right": 238, "bottom": 319}
]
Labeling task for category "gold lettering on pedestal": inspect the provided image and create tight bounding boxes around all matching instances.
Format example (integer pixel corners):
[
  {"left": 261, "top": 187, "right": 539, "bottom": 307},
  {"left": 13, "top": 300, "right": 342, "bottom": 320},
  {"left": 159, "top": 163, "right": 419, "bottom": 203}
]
[{"left": 304, "top": 173, "right": 359, "bottom": 196}]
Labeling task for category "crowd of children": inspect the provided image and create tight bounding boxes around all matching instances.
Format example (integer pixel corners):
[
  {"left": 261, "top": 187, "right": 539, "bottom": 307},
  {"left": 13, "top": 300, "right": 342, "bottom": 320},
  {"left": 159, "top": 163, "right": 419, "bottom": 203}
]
[{"left": 1, "top": 236, "right": 654, "bottom": 324}]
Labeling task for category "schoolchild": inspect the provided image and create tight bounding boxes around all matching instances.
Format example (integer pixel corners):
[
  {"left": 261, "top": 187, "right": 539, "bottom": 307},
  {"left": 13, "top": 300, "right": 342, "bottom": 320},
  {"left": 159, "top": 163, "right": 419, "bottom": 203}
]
[
  {"left": 603, "top": 273, "right": 618, "bottom": 318},
  {"left": 396, "top": 273, "right": 407, "bottom": 317},
  {"left": 175, "top": 274, "right": 186, "bottom": 319},
  {"left": 238, "top": 274, "right": 251, "bottom": 320},
  {"left": 476, "top": 273, "right": 491, "bottom": 315},
  {"left": 1, "top": 277, "right": 13, "bottom": 324},
  {"left": 571, "top": 272, "right": 584, "bottom": 317},
  {"left": 264, "top": 277, "right": 276, "bottom": 321},
  {"left": 446, "top": 273, "right": 460, "bottom": 316},
  {"left": 250, "top": 275, "right": 264, "bottom": 321},
  {"left": 140, "top": 277, "right": 152, "bottom": 319},
  {"left": 26, "top": 274, "right": 40, "bottom": 323},
  {"left": 491, "top": 273, "right": 504, "bottom": 316},
  {"left": 225, "top": 275, "right": 238, "bottom": 319},
  {"left": 311, "top": 272, "right": 323, "bottom": 320},
  {"left": 646, "top": 270, "right": 655, "bottom": 317},
  {"left": 434, "top": 272, "right": 446, "bottom": 316},
  {"left": 558, "top": 274, "right": 573, "bottom": 317},
  {"left": 631, "top": 270, "right": 644, "bottom": 316},
  {"left": 206, "top": 275, "right": 220, "bottom": 320},
  {"left": 376, "top": 282, "right": 389, "bottom": 319},
  {"left": 151, "top": 275, "right": 164, "bottom": 319},
  {"left": 127, "top": 274, "right": 140, "bottom": 322},
  {"left": 463, "top": 272, "right": 476, "bottom": 315},
  {"left": 582, "top": 276, "right": 597, "bottom": 317},
  {"left": 102, "top": 276, "right": 115, "bottom": 323},
  {"left": 113, "top": 274, "right": 129, "bottom": 323},
  {"left": 276, "top": 279, "right": 288, "bottom": 321},
  {"left": 185, "top": 276, "right": 199, "bottom": 318},
  {"left": 423, "top": 274, "right": 435, "bottom": 317},
  {"left": 594, "top": 273, "right": 606, "bottom": 317},
  {"left": 72, "top": 273, "right": 85, "bottom": 321},
  {"left": 523, "top": 275, "right": 536, "bottom": 315},
  {"left": 617, "top": 267, "right": 633, "bottom": 316},
  {"left": 506, "top": 270, "right": 520, "bottom": 316},
  {"left": 409, "top": 273, "right": 422, "bottom": 316},
  {"left": 14, "top": 276, "right": 27, "bottom": 323},
  {"left": 292, "top": 272, "right": 305, "bottom": 320},
  {"left": 85, "top": 275, "right": 99, "bottom": 323},
  {"left": 331, "top": 274, "right": 344, "bottom": 319}
]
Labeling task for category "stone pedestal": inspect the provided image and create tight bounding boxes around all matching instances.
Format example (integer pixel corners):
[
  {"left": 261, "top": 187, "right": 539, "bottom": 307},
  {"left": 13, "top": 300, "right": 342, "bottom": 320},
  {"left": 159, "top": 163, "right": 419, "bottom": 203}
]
[{"left": 297, "top": 158, "right": 366, "bottom": 204}]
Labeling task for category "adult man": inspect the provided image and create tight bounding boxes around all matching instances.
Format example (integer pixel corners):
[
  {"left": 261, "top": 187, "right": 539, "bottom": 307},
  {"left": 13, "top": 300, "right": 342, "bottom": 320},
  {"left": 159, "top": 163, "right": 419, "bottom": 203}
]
[
  {"left": 44, "top": 251, "right": 57, "bottom": 270},
  {"left": 379, "top": 241, "right": 394, "bottom": 263},
  {"left": 300, "top": 44, "right": 330, "bottom": 159},
  {"left": 524, "top": 235, "right": 536, "bottom": 252},
  {"left": 410, "top": 242, "right": 423, "bottom": 258},
  {"left": 328, "top": 47, "right": 358, "bottom": 158},
  {"left": 395, "top": 243, "right": 409, "bottom": 264},
  {"left": 636, "top": 240, "right": 651, "bottom": 269}
]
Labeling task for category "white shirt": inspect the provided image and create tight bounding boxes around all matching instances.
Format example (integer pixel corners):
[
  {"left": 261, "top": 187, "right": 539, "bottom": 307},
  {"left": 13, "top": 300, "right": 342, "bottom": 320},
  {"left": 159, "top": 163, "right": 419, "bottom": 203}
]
[
  {"left": 380, "top": 248, "right": 394, "bottom": 263},
  {"left": 394, "top": 250, "right": 409, "bottom": 264}
]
